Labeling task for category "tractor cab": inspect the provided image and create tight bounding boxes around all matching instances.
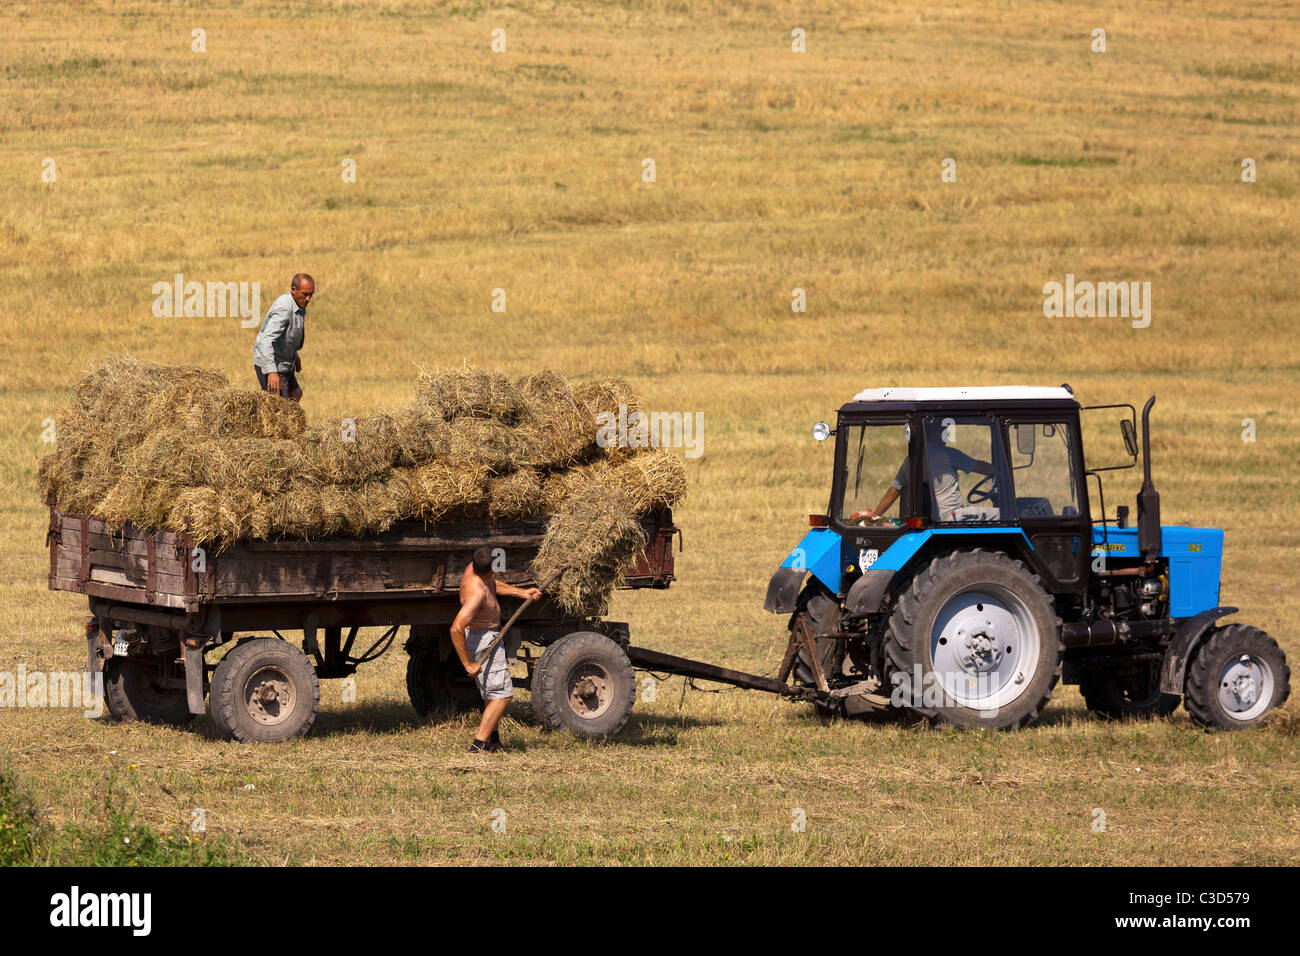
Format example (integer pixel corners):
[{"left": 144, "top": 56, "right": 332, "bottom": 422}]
[{"left": 783, "top": 386, "right": 1092, "bottom": 605}]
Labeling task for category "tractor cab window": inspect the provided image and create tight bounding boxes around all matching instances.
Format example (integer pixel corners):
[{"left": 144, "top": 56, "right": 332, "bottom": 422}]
[
  {"left": 1006, "top": 420, "right": 1079, "bottom": 518},
  {"left": 837, "top": 422, "right": 912, "bottom": 525},
  {"left": 920, "top": 417, "right": 1007, "bottom": 523}
]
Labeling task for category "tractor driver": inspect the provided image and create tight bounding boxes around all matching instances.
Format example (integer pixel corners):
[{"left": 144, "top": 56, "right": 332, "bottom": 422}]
[{"left": 850, "top": 420, "right": 995, "bottom": 524}]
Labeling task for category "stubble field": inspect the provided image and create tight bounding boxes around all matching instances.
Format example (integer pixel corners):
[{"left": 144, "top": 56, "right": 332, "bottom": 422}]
[{"left": 0, "top": 0, "right": 1296, "bottom": 864}]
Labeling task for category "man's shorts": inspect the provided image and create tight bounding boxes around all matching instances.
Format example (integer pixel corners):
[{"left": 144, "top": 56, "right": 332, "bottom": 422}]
[
  {"left": 254, "top": 366, "right": 300, "bottom": 398},
  {"left": 465, "top": 628, "right": 522, "bottom": 701}
]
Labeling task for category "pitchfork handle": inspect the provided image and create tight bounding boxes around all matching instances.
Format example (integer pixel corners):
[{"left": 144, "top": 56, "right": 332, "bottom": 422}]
[{"left": 474, "top": 568, "right": 566, "bottom": 666}]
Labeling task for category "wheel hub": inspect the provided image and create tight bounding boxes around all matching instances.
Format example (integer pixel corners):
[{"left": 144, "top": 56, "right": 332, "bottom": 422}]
[
  {"left": 245, "top": 668, "right": 294, "bottom": 726},
  {"left": 930, "top": 586, "right": 1039, "bottom": 709},
  {"left": 1218, "top": 654, "right": 1271, "bottom": 718},
  {"left": 957, "top": 629, "right": 1004, "bottom": 672},
  {"left": 566, "top": 663, "right": 613, "bottom": 719}
]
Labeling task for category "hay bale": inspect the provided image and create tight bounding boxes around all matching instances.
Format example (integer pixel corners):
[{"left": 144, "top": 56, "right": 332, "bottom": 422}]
[
  {"left": 391, "top": 406, "right": 451, "bottom": 467},
  {"left": 597, "top": 451, "right": 688, "bottom": 514},
  {"left": 74, "top": 356, "right": 227, "bottom": 420},
  {"left": 487, "top": 468, "right": 544, "bottom": 520},
  {"left": 532, "top": 484, "right": 648, "bottom": 617},
  {"left": 415, "top": 364, "right": 525, "bottom": 423},
  {"left": 573, "top": 378, "right": 639, "bottom": 419},
  {"left": 409, "top": 460, "right": 491, "bottom": 520},
  {"left": 184, "top": 387, "right": 307, "bottom": 439},
  {"left": 299, "top": 414, "right": 399, "bottom": 485},
  {"left": 167, "top": 487, "right": 264, "bottom": 547},
  {"left": 443, "top": 417, "right": 519, "bottom": 473},
  {"left": 513, "top": 370, "right": 598, "bottom": 468}
]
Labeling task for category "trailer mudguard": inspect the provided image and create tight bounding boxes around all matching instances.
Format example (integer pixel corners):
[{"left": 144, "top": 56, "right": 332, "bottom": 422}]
[{"left": 1159, "top": 606, "right": 1237, "bottom": 694}]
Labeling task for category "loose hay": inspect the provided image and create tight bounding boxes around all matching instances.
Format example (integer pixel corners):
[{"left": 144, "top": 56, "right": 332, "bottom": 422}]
[
  {"left": 40, "top": 356, "right": 689, "bottom": 607},
  {"left": 532, "top": 484, "right": 649, "bottom": 617}
]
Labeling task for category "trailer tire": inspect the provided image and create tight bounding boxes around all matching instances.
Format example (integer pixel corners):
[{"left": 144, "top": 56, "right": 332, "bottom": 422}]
[
  {"left": 210, "top": 638, "right": 319, "bottom": 743},
  {"left": 884, "top": 548, "right": 1062, "bottom": 730},
  {"left": 1184, "top": 623, "right": 1290, "bottom": 730},
  {"left": 406, "top": 634, "right": 483, "bottom": 718},
  {"left": 532, "top": 632, "right": 635, "bottom": 737},
  {"left": 103, "top": 656, "right": 193, "bottom": 726},
  {"left": 1080, "top": 662, "right": 1180, "bottom": 721}
]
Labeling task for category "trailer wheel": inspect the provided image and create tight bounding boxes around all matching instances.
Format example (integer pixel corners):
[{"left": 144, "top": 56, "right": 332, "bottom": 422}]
[
  {"left": 1184, "top": 623, "right": 1290, "bottom": 730},
  {"left": 532, "top": 632, "right": 635, "bottom": 737},
  {"left": 405, "top": 634, "right": 483, "bottom": 717},
  {"left": 210, "top": 638, "right": 319, "bottom": 743},
  {"left": 103, "top": 656, "right": 193, "bottom": 726},
  {"left": 1080, "top": 662, "right": 1180, "bottom": 721},
  {"left": 884, "top": 549, "right": 1062, "bottom": 730}
]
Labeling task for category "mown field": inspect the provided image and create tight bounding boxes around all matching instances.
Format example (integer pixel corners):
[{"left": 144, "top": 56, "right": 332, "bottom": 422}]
[{"left": 1, "top": 0, "right": 1297, "bottom": 865}]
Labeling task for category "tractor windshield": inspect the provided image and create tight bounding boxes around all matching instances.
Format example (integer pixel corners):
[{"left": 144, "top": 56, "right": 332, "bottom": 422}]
[{"left": 837, "top": 422, "right": 912, "bottom": 522}]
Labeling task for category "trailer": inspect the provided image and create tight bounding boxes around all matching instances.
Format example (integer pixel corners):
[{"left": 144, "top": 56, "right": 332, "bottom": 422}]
[{"left": 48, "top": 508, "right": 700, "bottom": 741}]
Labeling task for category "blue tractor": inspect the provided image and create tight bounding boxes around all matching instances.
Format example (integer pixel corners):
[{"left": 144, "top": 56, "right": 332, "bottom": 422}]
[{"left": 764, "top": 386, "right": 1290, "bottom": 731}]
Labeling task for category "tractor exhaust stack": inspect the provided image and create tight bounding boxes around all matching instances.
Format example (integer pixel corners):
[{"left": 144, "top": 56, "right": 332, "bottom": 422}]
[{"left": 1137, "top": 395, "right": 1161, "bottom": 562}]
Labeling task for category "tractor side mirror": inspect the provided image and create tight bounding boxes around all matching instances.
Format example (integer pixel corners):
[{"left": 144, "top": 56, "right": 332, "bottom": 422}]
[
  {"left": 1013, "top": 423, "right": 1036, "bottom": 456},
  {"left": 1120, "top": 419, "right": 1138, "bottom": 459}
]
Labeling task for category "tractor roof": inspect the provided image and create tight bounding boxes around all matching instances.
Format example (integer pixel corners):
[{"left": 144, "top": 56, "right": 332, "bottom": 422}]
[
  {"left": 851, "top": 386, "right": 1075, "bottom": 403},
  {"left": 839, "top": 385, "right": 1080, "bottom": 414}
]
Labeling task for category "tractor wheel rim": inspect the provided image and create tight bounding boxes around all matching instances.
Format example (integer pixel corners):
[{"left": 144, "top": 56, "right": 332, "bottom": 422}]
[
  {"left": 566, "top": 661, "right": 613, "bottom": 719},
  {"left": 244, "top": 666, "right": 295, "bottom": 727},
  {"left": 1217, "top": 654, "right": 1273, "bottom": 721},
  {"left": 930, "top": 585, "right": 1039, "bottom": 710}
]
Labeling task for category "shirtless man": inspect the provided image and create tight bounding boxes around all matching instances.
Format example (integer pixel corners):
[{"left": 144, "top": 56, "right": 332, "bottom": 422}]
[{"left": 451, "top": 546, "right": 542, "bottom": 753}]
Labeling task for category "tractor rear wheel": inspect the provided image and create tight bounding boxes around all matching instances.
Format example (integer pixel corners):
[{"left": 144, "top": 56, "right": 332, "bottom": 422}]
[
  {"left": 884, "top": 549, "right": 1062, "bottom": 730},
  {"left": 1184, "top": 623, "right": 1290, "bottom": 730},
  {"left": 1080, "top": 661, "right": 1180, "bottom": 721}
]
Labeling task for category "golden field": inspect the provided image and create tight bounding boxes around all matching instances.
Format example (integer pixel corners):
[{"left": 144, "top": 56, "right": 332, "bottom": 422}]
[{"left": 0, "top": 0, "right": 1296, "bottom": 864}]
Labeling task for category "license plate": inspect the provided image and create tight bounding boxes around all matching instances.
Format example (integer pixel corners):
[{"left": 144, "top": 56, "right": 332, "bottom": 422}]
[{"left": 113, "top": 640, "right": 129, "bottom": 657}]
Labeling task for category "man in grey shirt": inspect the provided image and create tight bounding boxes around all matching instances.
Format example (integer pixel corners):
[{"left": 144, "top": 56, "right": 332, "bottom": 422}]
[
  {"left": 852, "top": 421, "right": 995, "bottom": 523},
  {"left": 253, "top": 273, "right": 314, "bottom": 401}
]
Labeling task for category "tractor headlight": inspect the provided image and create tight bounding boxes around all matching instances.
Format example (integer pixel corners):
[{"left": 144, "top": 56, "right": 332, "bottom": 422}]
[{"left": 812, "top": 421, "right": 831, "bottom": 442}]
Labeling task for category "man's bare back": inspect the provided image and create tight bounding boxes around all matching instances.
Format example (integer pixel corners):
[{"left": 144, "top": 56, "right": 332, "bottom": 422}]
[{"left": 460, "top": 566, "right": 501, "bottom": 630}]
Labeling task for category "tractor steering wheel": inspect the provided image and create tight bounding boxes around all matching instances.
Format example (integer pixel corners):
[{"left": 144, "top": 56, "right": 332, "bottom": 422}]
[{"left": 966, "top": 473, "right": 996, "bottom": 505}]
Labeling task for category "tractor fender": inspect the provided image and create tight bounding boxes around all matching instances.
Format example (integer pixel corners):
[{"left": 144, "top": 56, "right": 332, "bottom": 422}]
[
  {"left": 1159, "top": 606, "right": 1238, "bottom": 694},
  {"left": 764, "top": 568, "right": 807, "bottom": 614},
  {"left": 841, "top": 528, "right": 1033, "bottom": 617},
  {"left": 844, "top": 569, "right": 894, "bottom": 616}
]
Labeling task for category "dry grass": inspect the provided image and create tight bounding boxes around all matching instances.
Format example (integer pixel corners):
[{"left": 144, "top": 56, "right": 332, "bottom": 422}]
[{"left": 1, "top": 0, "right": 1297, "bottom": 865}]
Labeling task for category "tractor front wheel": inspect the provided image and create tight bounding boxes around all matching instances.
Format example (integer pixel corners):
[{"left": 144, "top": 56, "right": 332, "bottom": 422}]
[{"left": 1184, "top": 624, "right": 1290, "bottom": 730}]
